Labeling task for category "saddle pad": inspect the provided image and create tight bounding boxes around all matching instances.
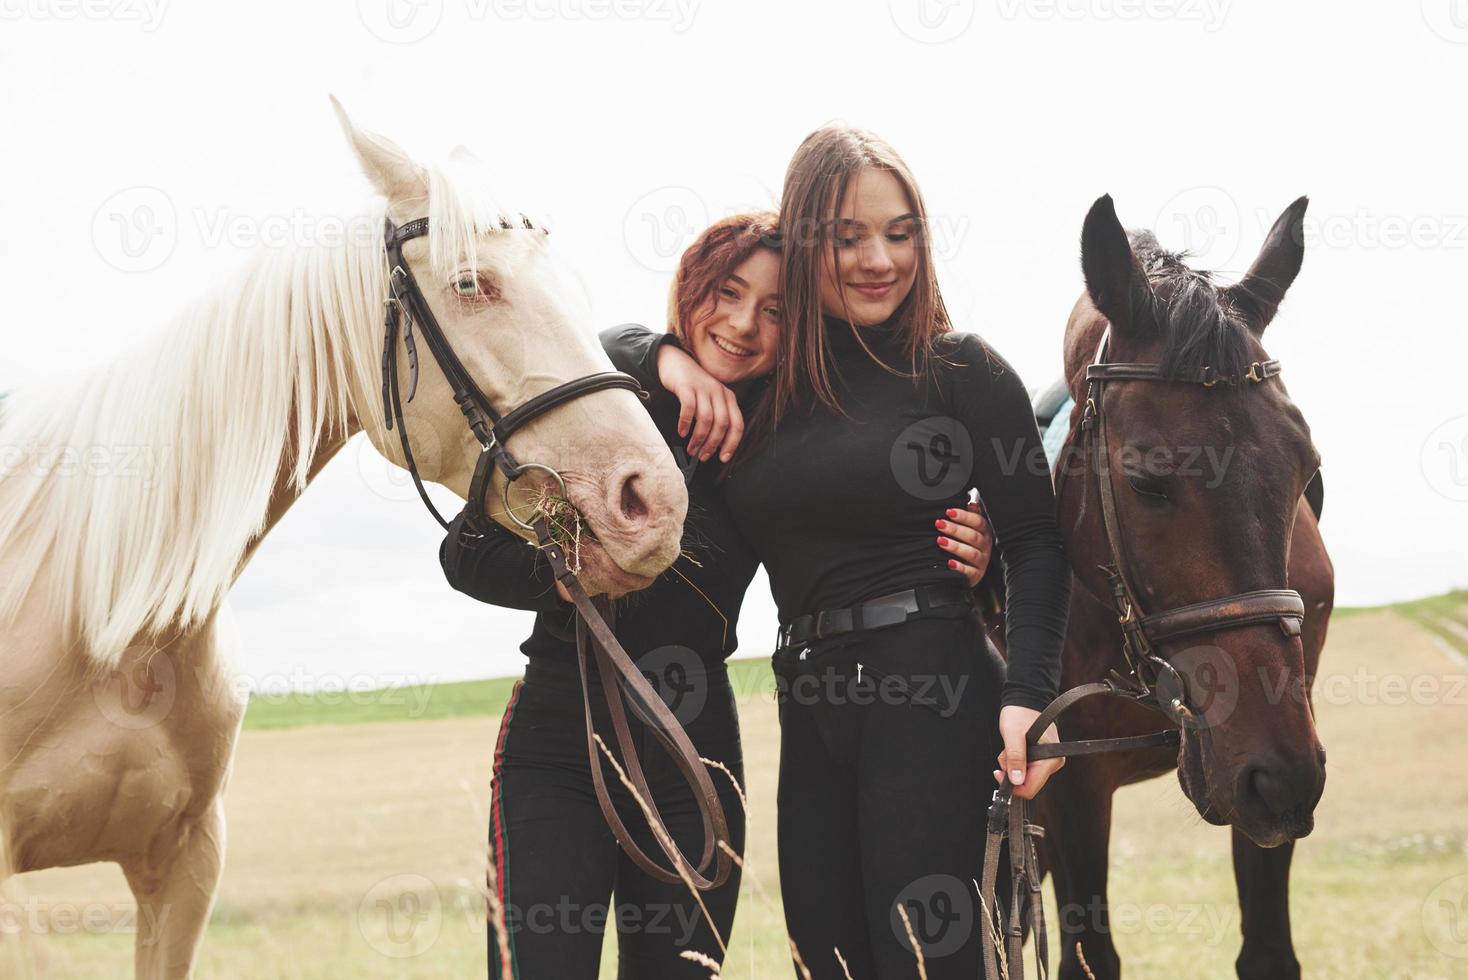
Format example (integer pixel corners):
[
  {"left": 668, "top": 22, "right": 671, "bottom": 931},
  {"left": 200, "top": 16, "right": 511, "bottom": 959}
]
[{"left": 1040, "top": 394, "right": 1075, "bottom": 472}]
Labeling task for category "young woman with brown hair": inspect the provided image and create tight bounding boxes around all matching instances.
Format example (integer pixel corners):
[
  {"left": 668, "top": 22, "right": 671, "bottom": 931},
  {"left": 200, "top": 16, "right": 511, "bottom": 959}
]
[
  {"left": 646, "top": 128, "right": 1071, "bottom": 978},
  {"left": 440, "top": 210, "right": 994, "bottom": 979}
]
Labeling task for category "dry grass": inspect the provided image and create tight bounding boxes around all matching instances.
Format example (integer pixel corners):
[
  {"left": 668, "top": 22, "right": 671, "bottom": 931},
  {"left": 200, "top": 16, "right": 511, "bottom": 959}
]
[{"left": 5, "top": 607, "right": 1467, "bottom": 978}]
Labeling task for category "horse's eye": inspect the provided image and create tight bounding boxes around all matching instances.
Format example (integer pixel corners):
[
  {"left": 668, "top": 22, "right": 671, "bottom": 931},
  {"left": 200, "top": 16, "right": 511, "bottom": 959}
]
[
  {"left": 1127, "top": 474, "right": 1170, "bottom": 502},
  {"left": 451, "top": 273, "right": 499, "bottom": 300}
]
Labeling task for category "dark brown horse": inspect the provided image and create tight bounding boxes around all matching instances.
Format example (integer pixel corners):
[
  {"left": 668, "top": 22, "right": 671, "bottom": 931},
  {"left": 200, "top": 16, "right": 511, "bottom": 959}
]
[{"left": 984, "top": 194, "right": 1335, "bottom": 979}]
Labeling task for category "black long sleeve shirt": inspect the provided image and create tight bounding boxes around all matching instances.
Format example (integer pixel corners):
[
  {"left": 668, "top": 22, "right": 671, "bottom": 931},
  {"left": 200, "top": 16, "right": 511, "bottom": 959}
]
[
  {"left": 438, "top": 326, "right": 760, "bottom": 668},
  {"left": 717, "top": 317, "right": 1070, "bottom": 711}
]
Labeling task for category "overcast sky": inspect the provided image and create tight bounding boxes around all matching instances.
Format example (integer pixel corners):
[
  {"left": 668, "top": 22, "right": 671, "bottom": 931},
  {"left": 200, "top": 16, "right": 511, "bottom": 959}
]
[{"left": 2, "top": 0, "right": 1464, "bottom": 689}]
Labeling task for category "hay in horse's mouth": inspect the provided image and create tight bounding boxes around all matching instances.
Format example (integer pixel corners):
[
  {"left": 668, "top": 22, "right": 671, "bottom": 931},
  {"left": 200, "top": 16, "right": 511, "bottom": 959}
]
[{"left": 528, "top": 485, "right": 597, "bottom": 573}]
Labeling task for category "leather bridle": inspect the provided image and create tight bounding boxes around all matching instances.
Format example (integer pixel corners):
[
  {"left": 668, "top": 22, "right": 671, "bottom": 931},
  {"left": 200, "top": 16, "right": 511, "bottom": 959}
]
[
  {"left": 981, "top": 328, "right": 1308, "bottom": 980},
  {"left": 381, "top": 216, "right": 643, "bottom": 532},
  {"left": 381, "top": 216, "right": 731, "bottom": 890},
  {"left": 1078, "top": 328, "right": 1306, "bottom": 720}
]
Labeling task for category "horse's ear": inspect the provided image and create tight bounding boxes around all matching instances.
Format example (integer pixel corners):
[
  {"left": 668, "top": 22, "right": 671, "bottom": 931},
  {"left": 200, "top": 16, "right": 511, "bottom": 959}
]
[
  {"left": 1226, "top": 196, "right": 1308, "bottom": 334},
  {"left": 329, "top": 95, "right": 428, "bottom": 210},
  {"left": 1080, "top": 194, "right": 1150, "bottom": 337}
]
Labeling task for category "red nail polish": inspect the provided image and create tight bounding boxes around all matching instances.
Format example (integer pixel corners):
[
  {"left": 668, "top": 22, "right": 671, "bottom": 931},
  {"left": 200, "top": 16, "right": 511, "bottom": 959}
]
[
  {"left": 946, "top": 508, "right": 958, "bottom": 518},
  {"left": 937, "top": 536, "right": 949, "bottom": 546},
  {"left": 935, "top": 519, "right": 946, "bottom": 529}
]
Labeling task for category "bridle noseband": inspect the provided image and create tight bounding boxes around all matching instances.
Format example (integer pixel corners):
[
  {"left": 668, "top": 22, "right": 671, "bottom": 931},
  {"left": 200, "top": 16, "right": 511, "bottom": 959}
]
[
  {"left": 380, "top": 216, "right": 644, "bottom": 531},
  {"left": 1078, "top": 327, "right": 1305, "bottom": 720},
  {"left": 380, "top": 216, "right": 732, "bottom": 891}
]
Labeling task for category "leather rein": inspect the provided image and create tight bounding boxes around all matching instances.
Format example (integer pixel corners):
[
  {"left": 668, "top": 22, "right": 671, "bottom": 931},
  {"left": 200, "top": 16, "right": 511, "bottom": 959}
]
[
  {"left": 381, "top": 216, "right": 731, "bottom": 890},
  {"left": 981, "top": 329, "right": 1306, "bottom": 979}
]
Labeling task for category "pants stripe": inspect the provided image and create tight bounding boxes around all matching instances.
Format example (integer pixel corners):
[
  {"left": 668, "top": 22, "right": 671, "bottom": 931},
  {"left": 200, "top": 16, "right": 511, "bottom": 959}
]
[{"left": 488, "top": 680, "right": 523, "bottom": 979}]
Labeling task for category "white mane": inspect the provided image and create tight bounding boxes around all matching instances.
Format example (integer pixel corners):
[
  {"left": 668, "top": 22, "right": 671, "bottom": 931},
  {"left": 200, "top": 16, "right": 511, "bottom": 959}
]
[{"left": 0, "top": 155, "right": 532, "bottom": 668}]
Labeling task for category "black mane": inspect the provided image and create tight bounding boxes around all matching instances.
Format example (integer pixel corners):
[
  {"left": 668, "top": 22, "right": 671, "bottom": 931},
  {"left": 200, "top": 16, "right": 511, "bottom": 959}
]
[{"left": 1128, "top": 230, "right": 1254, "bottom": 381}]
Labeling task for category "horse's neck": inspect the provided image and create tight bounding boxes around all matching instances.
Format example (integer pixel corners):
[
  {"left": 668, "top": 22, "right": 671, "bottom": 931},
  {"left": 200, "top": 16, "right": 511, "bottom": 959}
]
[{"left": 234, "top": 419, "right": 354, "bottom": 580}]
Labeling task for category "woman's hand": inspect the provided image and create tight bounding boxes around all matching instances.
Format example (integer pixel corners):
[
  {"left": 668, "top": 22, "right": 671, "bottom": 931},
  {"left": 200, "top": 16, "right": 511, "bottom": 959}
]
[
  {"left": 994, "top": 705, "right": 1065, "bottom": 801},
  {"left": 656, "top": 344, "right": 745, "bottom": 463},
  {"left": 935, "top": 502, "right": 993, "bottom": 587}
]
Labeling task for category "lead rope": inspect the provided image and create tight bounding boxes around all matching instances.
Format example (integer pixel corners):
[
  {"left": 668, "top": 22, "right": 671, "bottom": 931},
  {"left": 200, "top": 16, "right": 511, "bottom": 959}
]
[
  {"left": 533, "top": 517, "right": 733, "bottom": 890},
  {"left": 980, "top": 682, "right": 1181, "bottom": 980}
]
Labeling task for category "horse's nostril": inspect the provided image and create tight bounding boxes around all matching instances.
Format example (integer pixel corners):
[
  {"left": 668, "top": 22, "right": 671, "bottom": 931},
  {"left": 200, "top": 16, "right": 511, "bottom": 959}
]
[{"left": 619, "top": 474, "right": 648, "bottom": 524}]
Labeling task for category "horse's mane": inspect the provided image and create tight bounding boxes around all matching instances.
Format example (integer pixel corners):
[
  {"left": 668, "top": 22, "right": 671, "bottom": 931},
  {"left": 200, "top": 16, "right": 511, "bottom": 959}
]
[
  {"left": 0, "top": 155, "right": 532, "bottom": 669},
  {"left": 1128, "top": 230, "right": 1254, "bottom": 382}
]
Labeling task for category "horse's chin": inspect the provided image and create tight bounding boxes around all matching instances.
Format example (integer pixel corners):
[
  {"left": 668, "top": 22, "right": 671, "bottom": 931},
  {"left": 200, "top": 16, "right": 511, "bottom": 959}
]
[
  {"left": 1177, "top": 731, "right": 1316, "bottom": 846},
  {"left": 568, "top": 538, "right": 658, "bottom": 598}
]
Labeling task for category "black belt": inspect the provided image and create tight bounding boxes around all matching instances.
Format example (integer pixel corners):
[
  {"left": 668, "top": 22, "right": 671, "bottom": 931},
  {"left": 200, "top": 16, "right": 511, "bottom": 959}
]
[{"left": 776, "top": 584, "right": 974, "bottom": 652}]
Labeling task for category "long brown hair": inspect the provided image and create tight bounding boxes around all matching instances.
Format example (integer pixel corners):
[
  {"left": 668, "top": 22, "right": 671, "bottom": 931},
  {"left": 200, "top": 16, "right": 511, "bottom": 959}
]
[
  {"left": 666, "top": 211, "right": 781, "bottom": 344},
  {"left": 742, "top": 126, "right": 951, "bottom": 462}
]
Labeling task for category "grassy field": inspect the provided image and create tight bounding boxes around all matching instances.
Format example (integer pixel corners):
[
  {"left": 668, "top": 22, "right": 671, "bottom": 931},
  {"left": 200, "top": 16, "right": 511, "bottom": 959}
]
[{"left": 5, "top": 597, "right": 1467, "bottom": 978}]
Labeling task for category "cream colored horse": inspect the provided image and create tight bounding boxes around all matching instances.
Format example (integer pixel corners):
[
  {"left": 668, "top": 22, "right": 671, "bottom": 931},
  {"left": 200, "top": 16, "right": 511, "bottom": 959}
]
[{"left": 0, "top": 100, "right": 687, "bottom": 978}]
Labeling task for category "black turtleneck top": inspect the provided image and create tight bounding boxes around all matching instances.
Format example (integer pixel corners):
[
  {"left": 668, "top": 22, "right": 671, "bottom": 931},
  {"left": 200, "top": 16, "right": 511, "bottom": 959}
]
[{"left": 718, "top": 317, "right": 1069, "bottom": 712}]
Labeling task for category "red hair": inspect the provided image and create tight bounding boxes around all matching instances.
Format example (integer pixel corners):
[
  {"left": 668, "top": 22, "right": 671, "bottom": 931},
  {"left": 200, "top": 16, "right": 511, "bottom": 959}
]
[{"left": 667, "top": 211, "right": 781, "bottom": 343}]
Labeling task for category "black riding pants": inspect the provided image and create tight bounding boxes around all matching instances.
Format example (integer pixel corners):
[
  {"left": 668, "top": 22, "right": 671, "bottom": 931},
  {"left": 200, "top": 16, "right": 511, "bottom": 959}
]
[
  {"left": 487, "top": 656, "right": 745, "bottom": 979},
  {"left": 771, "top": 603, "right": 1010, "bottom": 979}
]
